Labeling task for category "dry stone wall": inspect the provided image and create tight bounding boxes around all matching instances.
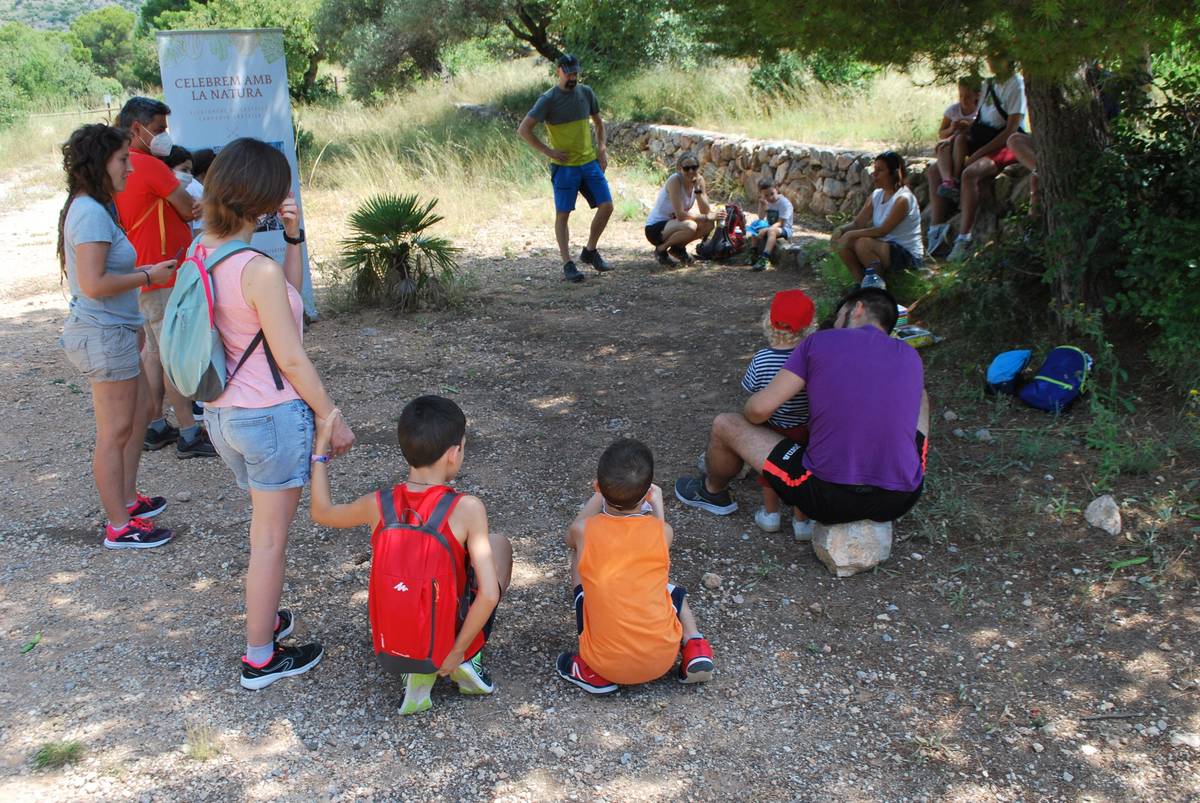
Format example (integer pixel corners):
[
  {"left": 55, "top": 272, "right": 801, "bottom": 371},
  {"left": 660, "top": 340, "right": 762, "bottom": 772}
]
[{"left": 607, "top": 120, "right": 1032, "bottom": 245}]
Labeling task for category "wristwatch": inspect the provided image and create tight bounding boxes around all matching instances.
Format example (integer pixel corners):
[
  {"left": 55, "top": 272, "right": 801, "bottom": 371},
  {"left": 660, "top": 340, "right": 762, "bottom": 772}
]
[{"left": 283, "top": 228, "right": 305, "bottom": 245}]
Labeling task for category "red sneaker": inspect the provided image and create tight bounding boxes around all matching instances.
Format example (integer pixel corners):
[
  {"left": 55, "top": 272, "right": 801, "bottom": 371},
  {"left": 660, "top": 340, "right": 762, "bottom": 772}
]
[
  {"left": 679, "top": 637, "right": 714, "bottom": 684},
  {"left": 127, "top": 492, "right": 167, "bottom": 519},
  {"left": 555, "top": 652, "right": 617, "bottom": 695},
  {"left": 104, "top": 517, "right": 173, "bottom": 550}
]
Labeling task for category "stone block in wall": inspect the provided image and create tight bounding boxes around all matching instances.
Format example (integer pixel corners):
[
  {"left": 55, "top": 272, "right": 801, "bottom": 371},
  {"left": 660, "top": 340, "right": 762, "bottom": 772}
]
[
  {"left": 823, "top": 178, "right": 847, "bottom": 199},
  {"left": 839, "top": 194, "right": 863, "bottom": 215},
  {"left": 775, "top": 161, "right": 792, "bottom": 185},
  {"left": 835, "top": 153, "right": 855, "bottom": 171},
  {"left": 816, "top": 148, "right": 837, "bottom": 170},
  {"left": 812, "top": 192, "right": 836, "bottom": 215}
]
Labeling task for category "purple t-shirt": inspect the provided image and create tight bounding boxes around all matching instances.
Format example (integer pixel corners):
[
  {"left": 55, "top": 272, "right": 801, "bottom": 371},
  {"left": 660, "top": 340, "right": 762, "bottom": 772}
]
[{"left": 782, "top": 326, "right": 924, "bottom": 491}]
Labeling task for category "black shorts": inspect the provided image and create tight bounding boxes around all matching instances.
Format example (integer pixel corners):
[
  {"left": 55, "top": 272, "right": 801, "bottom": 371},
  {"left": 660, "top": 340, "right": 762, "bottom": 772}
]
[
  {"left": 888, "top": 241, "right": 922, "bottom": 269},
  {"left": 574, "top": 583, "right": 686, "bottom": 635},
  {"left": 645, "top": 220, "right": 668, "bottom": 246},
  {"left": 761, "top": 435, "right": 925, "bottom": 524}
]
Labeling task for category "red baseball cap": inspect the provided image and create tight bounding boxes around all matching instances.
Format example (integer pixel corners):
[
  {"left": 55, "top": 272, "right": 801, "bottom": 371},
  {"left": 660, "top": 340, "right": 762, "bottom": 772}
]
[{"left": 770, "top": 289, "right": 815, "bottom": 333}]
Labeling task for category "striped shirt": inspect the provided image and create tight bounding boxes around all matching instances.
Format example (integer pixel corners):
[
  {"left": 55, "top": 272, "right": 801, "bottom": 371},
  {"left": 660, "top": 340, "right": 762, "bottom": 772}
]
[{"left": 742, "top": 347, "right": 810, "bottom": 429}]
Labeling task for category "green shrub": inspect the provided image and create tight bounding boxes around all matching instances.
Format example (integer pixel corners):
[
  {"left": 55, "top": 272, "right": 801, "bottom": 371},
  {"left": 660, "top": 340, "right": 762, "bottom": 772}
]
[
  {"left": 339, "top": 193, "right": 463, "bottom": 312},
  {"left": 33, "top": 741, "right": 83, "bottom": 770}
]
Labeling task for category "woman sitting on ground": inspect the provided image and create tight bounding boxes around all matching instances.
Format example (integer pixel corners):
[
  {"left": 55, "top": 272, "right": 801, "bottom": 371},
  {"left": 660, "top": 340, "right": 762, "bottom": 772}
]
[
  {"left": 644, "top": 153, "right": 723, "bottom": 266},
  {"left": 198, "top": 138, "right": 355, "bottom": 690},
  {"left": 835, "top": 151, "right": 924, "bottom": 285},
  {"left": 57, "top": 124, "right": 178, "bottom": 550}
]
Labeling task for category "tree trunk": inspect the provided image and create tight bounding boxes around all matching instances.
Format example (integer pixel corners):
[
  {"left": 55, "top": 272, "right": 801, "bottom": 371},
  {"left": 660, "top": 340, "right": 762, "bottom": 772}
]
[
  {"left": 302, "top": 51, "right": 322, "bottom": 99},
  {"left": 1024, "top": 67, "right": 1111, "bottom": 313},
  {"left": 503, "top": 2, "right": 562, "bottom": 63}
]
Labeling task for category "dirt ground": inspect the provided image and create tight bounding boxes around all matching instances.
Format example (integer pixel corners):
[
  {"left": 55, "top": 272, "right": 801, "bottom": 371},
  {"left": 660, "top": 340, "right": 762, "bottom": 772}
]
[{"left": 0, "top": 175, "right": 1197, "bottom": 803}]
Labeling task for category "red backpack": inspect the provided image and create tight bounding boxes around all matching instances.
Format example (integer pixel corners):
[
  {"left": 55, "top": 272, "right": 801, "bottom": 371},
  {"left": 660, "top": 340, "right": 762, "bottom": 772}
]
[
  {"left": 369, "top": 486, "right": 482, "bottom": 674},
  {"left": 724, "top": 203, "right": 748, "bottom": 253}
]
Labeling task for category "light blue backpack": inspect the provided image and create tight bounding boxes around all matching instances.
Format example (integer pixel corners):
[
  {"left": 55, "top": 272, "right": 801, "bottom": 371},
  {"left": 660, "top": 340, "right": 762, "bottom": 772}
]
[{"left": 159, "top": 238, "right": 282, "bottom": 402}]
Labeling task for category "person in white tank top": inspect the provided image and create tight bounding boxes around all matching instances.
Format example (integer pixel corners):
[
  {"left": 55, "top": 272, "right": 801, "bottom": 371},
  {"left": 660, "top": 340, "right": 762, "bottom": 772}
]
[
  {"left": 834, "top": 151, "right": 924, "bottom": 285},
  {"left": 644, "top": 153, "right": 724, "bottom": 266}
]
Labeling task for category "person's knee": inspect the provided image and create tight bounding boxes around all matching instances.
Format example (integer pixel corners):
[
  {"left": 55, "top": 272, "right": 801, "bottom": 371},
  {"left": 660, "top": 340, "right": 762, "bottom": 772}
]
[
  {"left": 927, "top": 164, "right": 942, "bottom": 184},
  {"left": 712, "top": 412, "right": 744, "bottom": 443},
  {"left": 555, "top": 211, "right": 572, "bottom": 223},
  {"left": 696, "top": 219, "right": 713, "bottom": 234},
  {"left": 853, "top": 237, "right": 876, "bottom": 259},
  {"left": 490, "top": 532, "right": 514, "bottom": 591},
  {"left": 596, "top": 201, "right": 614, "bottom": 213}
]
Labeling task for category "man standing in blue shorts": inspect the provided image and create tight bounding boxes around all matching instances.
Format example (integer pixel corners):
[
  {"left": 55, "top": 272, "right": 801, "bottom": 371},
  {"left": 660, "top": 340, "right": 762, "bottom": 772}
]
[{"left": 518, "top": 54, "right": 614, "bottom": 283}]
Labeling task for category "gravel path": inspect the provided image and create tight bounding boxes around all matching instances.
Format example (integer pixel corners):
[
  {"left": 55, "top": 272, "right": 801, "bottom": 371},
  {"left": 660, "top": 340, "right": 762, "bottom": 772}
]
[{"left": 0, "top": 188, "right": 1197, "bottom": 802}]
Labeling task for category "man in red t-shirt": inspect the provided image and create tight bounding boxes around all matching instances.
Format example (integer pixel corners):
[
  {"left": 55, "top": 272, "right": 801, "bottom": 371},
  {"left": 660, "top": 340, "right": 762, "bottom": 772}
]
[{"left": 115, "top": 97, "right": 214, "bottom": 458}]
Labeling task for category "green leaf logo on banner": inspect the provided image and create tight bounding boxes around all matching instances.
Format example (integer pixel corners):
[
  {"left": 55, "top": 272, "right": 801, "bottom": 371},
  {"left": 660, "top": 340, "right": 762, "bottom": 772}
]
[
  {"left": 208, "top": 36, "right": 231, "bottom": 61},
  {"left": 261, "top": 35, "right": 284, "bottom": 64}
]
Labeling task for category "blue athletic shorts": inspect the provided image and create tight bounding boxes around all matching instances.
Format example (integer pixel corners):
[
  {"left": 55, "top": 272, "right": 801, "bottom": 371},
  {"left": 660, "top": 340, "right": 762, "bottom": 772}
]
[{"left": 550, "top": 160, "right": 612, "bottom": 213}]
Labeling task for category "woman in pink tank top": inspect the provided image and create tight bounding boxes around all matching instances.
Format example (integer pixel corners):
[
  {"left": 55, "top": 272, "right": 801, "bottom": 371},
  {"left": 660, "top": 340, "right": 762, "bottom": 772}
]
[{"left": 197, "top": 139, "right": 355, "bottom": 690}]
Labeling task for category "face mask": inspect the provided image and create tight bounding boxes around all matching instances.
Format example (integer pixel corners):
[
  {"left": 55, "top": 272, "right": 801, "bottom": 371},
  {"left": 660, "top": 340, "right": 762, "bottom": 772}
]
[
  {"left": 174, "top": 170, "right": 192, "bottom": 184},
  {"left": 142, "top": 128, "right": 173, "bottom": 158}
]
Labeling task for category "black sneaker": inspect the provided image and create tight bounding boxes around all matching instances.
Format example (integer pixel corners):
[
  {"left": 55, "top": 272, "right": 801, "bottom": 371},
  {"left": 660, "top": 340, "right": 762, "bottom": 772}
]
[
  {"left": 127, "top": 493, "right": 167, "bottom": 519},
  {"left": 674, "top": 475, "right": 738, "bottom": 515},
  {"left": 144, "top": 423, "right": 179, "bottom": 451},
  {"left": 240, "top": 643, "right": 324, "bottom": 690},
  {"left": 177, "top": 428, "right": 217, "bottom": 459},
  {"left": 562, "top": 261, "right": 585, "bottom": 283},
  {"left": 191, "top": 401, "right": 205, "bottom": 419},
  {"left": 274, "top": 609, "right": 294, "bottom": 641},
  {"left": 668, "top": 245, "right": 694, "bottom": 265},
  {"left": 654, "top": 248, "right": 676, "bottom": 267},
  {"left": 580, "top": 247, "right": 611, "bottom": 272},
  {"left": 751, "top": 255, "right": 769, "bottom": 272},
  {"left": 103, "top": 517, "right": 174, "bottom": 550}
]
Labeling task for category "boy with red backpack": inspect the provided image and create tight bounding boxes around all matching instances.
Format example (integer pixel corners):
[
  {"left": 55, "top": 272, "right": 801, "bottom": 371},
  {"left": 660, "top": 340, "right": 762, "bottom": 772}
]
[
  {"left": 556, "top": 438, "right": 715, "bottom": 694},
  {"left": 310, "top": 395, "right": 512, "bottom": 715}
]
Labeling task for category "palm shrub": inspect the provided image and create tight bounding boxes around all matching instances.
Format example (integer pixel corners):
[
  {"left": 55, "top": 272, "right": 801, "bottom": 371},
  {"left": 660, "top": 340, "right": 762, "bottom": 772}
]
[{"left": 340, "top": 193, "right": 461, "bottom": 311}]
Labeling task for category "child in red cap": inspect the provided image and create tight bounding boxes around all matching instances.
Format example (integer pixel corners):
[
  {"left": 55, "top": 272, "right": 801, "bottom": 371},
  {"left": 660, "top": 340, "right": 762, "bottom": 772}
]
[{"left": 741, "top": 289, "right": 817, "bottom": 539}]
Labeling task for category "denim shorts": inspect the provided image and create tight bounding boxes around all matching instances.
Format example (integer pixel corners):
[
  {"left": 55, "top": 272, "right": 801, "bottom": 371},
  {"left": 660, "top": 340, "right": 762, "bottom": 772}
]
[
  {"left": 60, "top": 317, "right": 141, "bottom": 383},
  {"left": 206, "top": 399, "right": 314, "bottom": 491}
]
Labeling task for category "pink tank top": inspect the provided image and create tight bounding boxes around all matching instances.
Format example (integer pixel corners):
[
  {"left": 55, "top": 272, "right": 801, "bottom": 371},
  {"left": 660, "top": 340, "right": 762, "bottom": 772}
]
[{"left": 208, "top": 250, "right": 303, "bottom": 409}]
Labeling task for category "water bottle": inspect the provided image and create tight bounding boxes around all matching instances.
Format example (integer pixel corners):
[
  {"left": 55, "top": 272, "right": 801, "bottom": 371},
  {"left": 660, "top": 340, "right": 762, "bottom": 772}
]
[{"left": 861, "top": 267, "right": 886, "bottom": 289}]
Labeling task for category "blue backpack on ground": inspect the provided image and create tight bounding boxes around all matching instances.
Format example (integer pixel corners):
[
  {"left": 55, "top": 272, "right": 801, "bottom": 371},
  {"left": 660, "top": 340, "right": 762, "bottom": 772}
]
[
  {"left": 1018, "top": 346, "right": 1093, "bottom": 412},
  {"left": 986, "top": 349, "right": 1032, "bottom": 395},
  {"left": 159, "top": 237, "right": 283, "bottom": 402}
]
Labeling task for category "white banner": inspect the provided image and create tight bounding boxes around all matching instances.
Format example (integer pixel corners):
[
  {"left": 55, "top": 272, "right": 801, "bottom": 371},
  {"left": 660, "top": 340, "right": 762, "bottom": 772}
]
[{"left": 156, "top": 28, "right": 317, "bottom": 317}]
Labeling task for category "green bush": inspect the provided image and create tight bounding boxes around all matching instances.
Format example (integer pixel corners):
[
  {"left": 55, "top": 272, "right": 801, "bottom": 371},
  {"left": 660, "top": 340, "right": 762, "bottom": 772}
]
[
  {"left": 338, "top": 194, "right": 463, "bottom": 312},
  {"left": 0, "top": 22, "right": 120, "bottom": 128},
  {"left": 1094, "top": 46, "right": 1200, "bottom": 388}
]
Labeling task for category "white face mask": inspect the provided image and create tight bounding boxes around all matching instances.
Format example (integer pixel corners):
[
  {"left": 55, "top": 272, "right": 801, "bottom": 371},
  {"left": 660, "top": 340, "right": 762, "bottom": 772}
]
[
  {"left": 144, "top": 129, "right": 173, "bottom": 158},
  {"left": 174, "top": 170, "right": 191, "bottom": 184}
]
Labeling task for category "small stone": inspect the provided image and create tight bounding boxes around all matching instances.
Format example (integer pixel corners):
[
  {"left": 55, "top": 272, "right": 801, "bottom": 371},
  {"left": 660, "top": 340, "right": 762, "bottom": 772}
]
[
  {"left": 619, "top": 752, "right": 632, "bottom": 765},
  {"left": 732, "top": 594, "right": 745, "bottom": 605},
  {"left": 1079, "top": 744, "right": 1098, "bottom": 756},
  {"left": 549, "top": 745, "right": 566, "bottom": 759},
  {"left": 740, "top": 533, "right": 750, "bottom": 541},
  {"left": 953, "top": 428, "right": 967, "bottom": 439},
  {"left": 1062, "top": 771, "right": 1074, "bottom": 783},
  {"left": 1169, "top": 731, "right": 1200, "bottom": 749},
  {"left": 1032, "top": 742, "right": 1044, "bottom": 753},
  {"left": 174, "top": 491, "right": 192, "bottom": 502},
  {"left": 942, "top": 410, "right": 958, "bottom": 422},
  {"left": 809, "top": 603, "right": 823, "bottom": 613},
  {"left": 1084, "top": 494, "right": 1122, "bottom": 535},
  {"left": 910, "top": 552, "right": 924, "bottom": 561},
  {"left": 881, "top": 634, "right": 893, "bottom": 643},
  {"left": 1043, "top": 474, "right": 1054, "bottom": 482},
  {"left": 701, "top": 572, "right": 723, "bottom": 590},
  {"left": 1158, "top": 641, "right": 1172, "bottom": 651},
  {"left": 812, "top": 520, "right": 893, "bottom": 577},
  {"left": 975, "top": 428, "right": 993, "bottom": 443},
  {"left": 1145, "top": 726, "right": 1161, "bottom": 738}
]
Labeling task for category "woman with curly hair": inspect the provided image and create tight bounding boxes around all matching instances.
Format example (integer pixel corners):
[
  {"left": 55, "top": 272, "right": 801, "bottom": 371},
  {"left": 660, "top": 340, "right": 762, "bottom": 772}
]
[{"left": 57, "top": 123, "right": 178, "bottom": 549}]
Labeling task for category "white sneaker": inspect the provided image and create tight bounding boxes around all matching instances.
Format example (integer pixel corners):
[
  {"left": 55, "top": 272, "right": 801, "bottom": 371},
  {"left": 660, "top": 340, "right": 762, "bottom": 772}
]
[
  {"left": 946, "top": 236, "right": 972, "bottom": 263},
  {"left": 793, "top": 518, "right": 814, "bottom": 541},
  {"left": 754, "top": 508, "right": 782, "bottom": 533},
  {"left": 926, "top": 223, "right": 949, "bottom": 257}
]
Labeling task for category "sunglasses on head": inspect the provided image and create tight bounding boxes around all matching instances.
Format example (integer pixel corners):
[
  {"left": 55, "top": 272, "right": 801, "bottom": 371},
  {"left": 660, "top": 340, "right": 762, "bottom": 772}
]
[{"left": 682, "top": 164, "right": 699, "bottom": 172}]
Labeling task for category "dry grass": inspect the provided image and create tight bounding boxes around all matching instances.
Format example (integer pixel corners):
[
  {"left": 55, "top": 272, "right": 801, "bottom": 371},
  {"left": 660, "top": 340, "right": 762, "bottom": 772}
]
[{"left": 184, "top": 722, "right": 220, "bottom": 762}]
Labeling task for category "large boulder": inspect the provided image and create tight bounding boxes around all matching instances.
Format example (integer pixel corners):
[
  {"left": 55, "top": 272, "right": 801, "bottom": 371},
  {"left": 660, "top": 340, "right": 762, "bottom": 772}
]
[{"left": 811, "top": 520, "right": 893, "bottom": 577}]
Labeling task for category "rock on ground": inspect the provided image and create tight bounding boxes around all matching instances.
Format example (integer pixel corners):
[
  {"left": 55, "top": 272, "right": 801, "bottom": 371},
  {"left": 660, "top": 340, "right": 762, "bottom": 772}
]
[
  {"left": 811, "top": 520, "right": 893, "bottom": 577},
  {"left": 1085, "top": 494, "right": 1122, "bottom": 535}
]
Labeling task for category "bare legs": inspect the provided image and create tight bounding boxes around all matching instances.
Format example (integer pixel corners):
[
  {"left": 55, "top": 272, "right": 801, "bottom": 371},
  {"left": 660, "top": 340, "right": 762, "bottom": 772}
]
[
  {"left": 245, "top": 486, "right": 302, "bottom": 649},
  {"left": 959, "top": 158, "right": 1000, "bottom": 235},
  {"left": 556, "top": 202, "right": 614, "bottom": 263},
  {"left": 837, "top": 236, "right": 893, "bottom": 283},
  {"left": 92, "top": 373, "right": 149, "bottom": 527}
]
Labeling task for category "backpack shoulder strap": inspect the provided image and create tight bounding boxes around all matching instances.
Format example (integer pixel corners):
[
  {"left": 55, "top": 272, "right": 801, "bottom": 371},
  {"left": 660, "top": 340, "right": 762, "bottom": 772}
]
[
  {"left": 986, "top": 78, "right": 1008, "bottom": 121},
  {"left": 424, "top": 489, "right": 460, "bottom": 533},
  {"left": 202, "top": 241, "right": 266, "bottom": 271},
  {"left": 378, "top": 488, "right": 401, "bottom": 529}
]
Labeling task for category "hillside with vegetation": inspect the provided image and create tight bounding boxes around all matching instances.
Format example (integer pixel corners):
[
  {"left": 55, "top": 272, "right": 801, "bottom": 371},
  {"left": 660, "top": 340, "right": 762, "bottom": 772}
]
[{"left": 0, "top": 0, "right": 139, "bottom": 29}]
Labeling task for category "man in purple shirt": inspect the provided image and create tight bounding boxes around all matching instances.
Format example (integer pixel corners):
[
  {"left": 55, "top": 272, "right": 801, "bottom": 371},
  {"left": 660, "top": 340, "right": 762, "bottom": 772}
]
[{"left": 676, "top": 287, "right": 930, "bottom": 534}]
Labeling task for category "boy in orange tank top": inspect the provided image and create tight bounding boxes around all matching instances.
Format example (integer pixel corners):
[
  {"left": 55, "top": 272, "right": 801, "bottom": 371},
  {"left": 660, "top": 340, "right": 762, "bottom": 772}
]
[
  {"left": 310, "top": 395, "right": 513, "bottom": 714},
  {"left": 557, "top": 438, "right": 714, "bottom": 694}
]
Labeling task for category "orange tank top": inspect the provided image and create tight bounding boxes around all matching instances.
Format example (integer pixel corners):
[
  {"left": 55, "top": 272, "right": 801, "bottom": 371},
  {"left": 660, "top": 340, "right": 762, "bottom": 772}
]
[{"left": 578, "top": 512, "right": 682, "bottom": 685}]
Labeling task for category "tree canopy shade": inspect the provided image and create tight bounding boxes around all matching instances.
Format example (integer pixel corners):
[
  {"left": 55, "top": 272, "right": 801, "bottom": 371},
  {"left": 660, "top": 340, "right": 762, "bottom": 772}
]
[{"left": 694, "top": 0, "right": 1200, "bottom": 306}]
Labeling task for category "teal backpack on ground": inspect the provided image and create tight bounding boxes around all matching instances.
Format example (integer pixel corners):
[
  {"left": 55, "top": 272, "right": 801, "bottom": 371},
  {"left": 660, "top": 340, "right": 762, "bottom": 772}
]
[
  {"left": 1018, "top": 346, "right": 1093, "bottom": 413},
  {"left": 159, "top": 238, "right": 283, "bottom": 402}
]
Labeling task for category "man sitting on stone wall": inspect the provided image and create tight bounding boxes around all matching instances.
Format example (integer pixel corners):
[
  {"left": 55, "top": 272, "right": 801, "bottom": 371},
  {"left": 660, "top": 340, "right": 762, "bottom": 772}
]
[{"left": 675, "top": 288, "right": 929, "bottom": 531}]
